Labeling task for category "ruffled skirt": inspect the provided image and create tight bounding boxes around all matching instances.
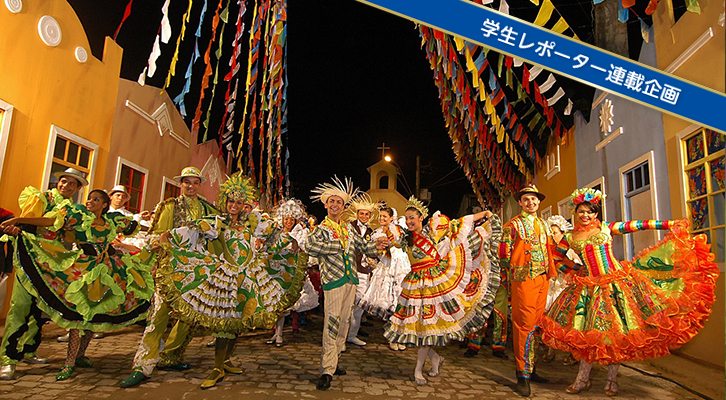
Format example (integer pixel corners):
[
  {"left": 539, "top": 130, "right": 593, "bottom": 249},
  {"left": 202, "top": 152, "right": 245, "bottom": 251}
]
[
  {"left": 12, "top": 232, "right": 154, "bottom": 332},
  {"left": 157, "top": 245, "right": 306, "bottom": 335},
  {"left": 383, "top": 243, "right": 500, "bottom": 347},
  {"left": 359, "top": 248, "right": 411, "bottom": 320},
  {"left": 540, "top": 227, "right": 719, "bottom": 364}
]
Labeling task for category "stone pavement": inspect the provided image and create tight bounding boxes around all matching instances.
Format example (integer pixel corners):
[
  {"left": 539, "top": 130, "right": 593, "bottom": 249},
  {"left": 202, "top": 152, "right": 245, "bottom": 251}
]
[{"left": 0, "top": 313, "right": 721, "bottom": 400}]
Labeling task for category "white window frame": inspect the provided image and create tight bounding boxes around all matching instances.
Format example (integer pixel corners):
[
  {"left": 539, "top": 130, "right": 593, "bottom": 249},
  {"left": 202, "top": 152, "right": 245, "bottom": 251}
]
[
  {"left": 544, "top": 145, "right": 560, "bottom": 180},
  {"left": 161, "top": 176, "right": 180, "bottom": 202},
  {"left": 675, "top": 123, "right": 703, "bottom": 218},
  {"left": 42, "top": 125, "right": 99, "bottom": 201},
  {"left": 618, "top": 152, "right": 659, "bottom": 258},
  {"left": 540, "top": 205, "right": 552, "bottom": 221},
  {"left": 676, "top": 125, "right": 725, "bottom": 270},
  {"left": 557, "top": 197, "right": 572, "bottom": 224},
  {"left": 0, "top": 98, "right": 14, "bottom": 184},
  {"left": 114, "top": 157, "right": 149, "bottom": 212}
]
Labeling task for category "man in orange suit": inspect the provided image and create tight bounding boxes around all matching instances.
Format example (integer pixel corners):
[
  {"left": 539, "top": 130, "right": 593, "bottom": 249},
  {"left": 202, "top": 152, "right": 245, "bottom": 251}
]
[{"left": 499, "top": 184, "right": 556, "bottom": 397}]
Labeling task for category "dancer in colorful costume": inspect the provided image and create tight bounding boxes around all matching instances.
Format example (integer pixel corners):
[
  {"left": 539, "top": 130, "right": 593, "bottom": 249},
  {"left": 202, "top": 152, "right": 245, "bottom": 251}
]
[
  {"left": 154, "top": 173, "right": 306, "bottom": 389},
  {"left": 463, "top": 209, "right": 508, "bottom": 360},
  {"left": 1, "top": 188, "right": 153, "bottom": 381},
  {"left": 540, "top": 188, "right": 719, "bottom": 396},
  {"left": 358, "top": 206, "right": 411, "bottom": 351},
  {"left": 120, "top": 166, "right": 218, "bottom": 388},
  {"left": 499, "top": 184, "right": 556, "bottom": 397},
  {"left": 306, "top": 177, "right": 387, "bottom": 391},
  {"left": 0, "top": 168, "right": 87, "bottom": 380},
  {"left": 383, "top": 197, "right": 501, "bottom": 386},
  {"left": 266, "top": 198, "right": 318, "bottom": 347}
]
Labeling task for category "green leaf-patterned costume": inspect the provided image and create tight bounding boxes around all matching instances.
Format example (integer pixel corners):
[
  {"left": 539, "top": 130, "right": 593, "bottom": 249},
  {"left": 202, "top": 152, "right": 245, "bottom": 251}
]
[
  {"left": 11, "top": 203, "right": 154, "bottom": 332},
  {"left": 156, "top": 212, "right": 307, "bottom": 337}
]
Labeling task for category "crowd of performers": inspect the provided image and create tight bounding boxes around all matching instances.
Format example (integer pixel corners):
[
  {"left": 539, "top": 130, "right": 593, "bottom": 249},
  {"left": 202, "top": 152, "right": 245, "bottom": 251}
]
[{"left": 0, "top": 167, "right": 719, "bottom": 396}]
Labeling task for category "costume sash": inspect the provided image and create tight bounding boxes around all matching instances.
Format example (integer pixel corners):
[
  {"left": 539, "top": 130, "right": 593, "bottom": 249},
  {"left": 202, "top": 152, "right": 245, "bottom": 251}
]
[{"left": 412, "top": 231, "right": 440, "bottom": 261}]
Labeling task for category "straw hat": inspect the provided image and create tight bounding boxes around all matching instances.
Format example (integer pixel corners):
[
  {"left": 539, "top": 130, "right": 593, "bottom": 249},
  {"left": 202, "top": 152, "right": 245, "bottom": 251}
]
[{"left": 53, "top": 167, "right": 88, "bottom": 187}]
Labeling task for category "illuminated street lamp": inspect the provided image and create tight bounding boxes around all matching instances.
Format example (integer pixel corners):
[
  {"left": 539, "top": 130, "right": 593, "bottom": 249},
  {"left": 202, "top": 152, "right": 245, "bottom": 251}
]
[{"left": 385, "top": 155, "right": 415, "bottom": 198}]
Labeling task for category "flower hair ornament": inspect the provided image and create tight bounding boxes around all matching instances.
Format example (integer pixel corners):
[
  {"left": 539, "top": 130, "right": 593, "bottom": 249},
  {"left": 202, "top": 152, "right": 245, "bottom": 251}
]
[
  {"left": 272, "top": 198, "right": 307, "bottom": 226},
  {"left": 547, "top": 215, "right": 573, "bottom": 233},
  {"left": 569, "top": 187, "right": 605, "bottom": 211},
  {"left": 217, "top": 172, "right": 259, "bottom": 210},
  {"left": 405, "top": 196, "right": 429, "bottom": 219},
  {"left": 310, "top": 175, "right": 360, "bottom": 205}
]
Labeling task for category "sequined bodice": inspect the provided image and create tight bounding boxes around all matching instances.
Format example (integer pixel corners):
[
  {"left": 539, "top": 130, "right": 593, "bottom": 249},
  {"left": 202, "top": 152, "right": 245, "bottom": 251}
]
[{"left": 567, "top": 228, "right": 624, "bottom": 276}]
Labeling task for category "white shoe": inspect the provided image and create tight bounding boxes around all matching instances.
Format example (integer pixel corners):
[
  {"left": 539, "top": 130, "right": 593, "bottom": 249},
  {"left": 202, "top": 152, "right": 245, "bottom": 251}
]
[
  {"left": 0, "top": 364, "right": 16, "bottom": 380},
  {"left": 23, "top": 356, "right": 48, "bottom": 364},
  {"left": 398, "top": 343, "right": 407, "bottom": 351},
  {"left": 389, "top": 342, "right": 399, "bottom": 351},
  {"left": 347, "top": 337, "right": 366, "bottom": 346},
  {"left": 57, "top": 333, "right": 69, "bottom": 342}
]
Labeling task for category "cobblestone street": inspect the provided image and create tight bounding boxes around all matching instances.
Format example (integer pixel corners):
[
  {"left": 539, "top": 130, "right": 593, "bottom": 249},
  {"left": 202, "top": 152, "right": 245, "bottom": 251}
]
[{"left": 0, "top": 314, "right": 721, "bottom": 400}]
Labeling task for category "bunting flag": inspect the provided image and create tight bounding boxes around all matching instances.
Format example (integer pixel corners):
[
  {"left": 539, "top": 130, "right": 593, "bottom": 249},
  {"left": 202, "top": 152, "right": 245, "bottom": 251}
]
[
  {"left": 132, "top": 0, "right": 289, "bottom": 203},
  {"left": 419, "top": 0, "right": 594, "bottom": 206}
]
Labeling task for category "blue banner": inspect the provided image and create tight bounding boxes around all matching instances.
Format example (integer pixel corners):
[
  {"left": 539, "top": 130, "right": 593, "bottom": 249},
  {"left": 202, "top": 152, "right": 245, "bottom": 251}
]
[{"left": 357, "top": 0, "right": 726, "bottom": 134}]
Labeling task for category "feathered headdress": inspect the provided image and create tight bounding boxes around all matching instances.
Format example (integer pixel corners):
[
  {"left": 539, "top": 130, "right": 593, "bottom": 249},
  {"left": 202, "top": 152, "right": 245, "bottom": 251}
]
[
  {"left": 547, "top": 215, "right": 573, "bottom": 233},
  {"left": 272, "top": 198, "right": 307, "bottom": 226},
  {"left": 217, "top": 172, "right": 259, "bottom": 210},
  {"left": 405, "top": 196, "right": 429, "bottom": 219},
  {"left": 310, "top": 175, "right": 360, "bottom": 205},
  {"left": 341, "top": 193, "right": 379, "bottom": 224},
  {"left": 569, "top": 188, "right": 605, "bottom": 211}
]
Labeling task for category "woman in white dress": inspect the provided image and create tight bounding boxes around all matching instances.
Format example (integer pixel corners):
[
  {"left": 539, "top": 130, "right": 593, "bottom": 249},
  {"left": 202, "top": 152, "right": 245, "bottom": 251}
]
[
  {"left": 266, "top": 199, "right": 319, "bottom": 347},
  {"left": 358, "top": 206, "right": 412, "bottom": 351}
]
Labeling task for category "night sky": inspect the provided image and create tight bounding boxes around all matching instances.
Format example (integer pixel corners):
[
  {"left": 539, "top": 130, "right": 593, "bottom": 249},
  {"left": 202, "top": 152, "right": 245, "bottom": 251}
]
[{"left": 68, "top": 0, "right": 477, "bottom": 219}]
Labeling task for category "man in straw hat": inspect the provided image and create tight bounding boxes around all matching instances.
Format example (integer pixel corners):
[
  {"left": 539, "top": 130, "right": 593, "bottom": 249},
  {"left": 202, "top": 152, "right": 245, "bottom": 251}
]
[
  {"left": 120, "top": 166, "right": 218, "bottom": 388},
  {"left": 345, "top": 194, "right": 378, "bottom": 347},
  {"left": 306, "top": 177, "right": 388, "bottom": 390},
  {"left": 0, "top": 167, "right": 87, "bottom": 379},
  {"left": 498, "top": 183, "right": 556, "bottom": 396}
]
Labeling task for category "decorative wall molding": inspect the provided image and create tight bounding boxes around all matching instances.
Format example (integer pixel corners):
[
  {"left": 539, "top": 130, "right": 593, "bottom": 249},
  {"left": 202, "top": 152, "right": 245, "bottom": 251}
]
[
  {"left": 75, "top": 46, "right": 88, "bottom": 63},
  {"left": 125, "top": 100, "right": 189, "bottom": 148},
  {"left": 38, "top": 15, "right": 62, "bottom": 47},
  {"left": 665, "top": 28, "right": 714, "bottom": 73},
  {"left": 4, "top": 0, "right": 22, "bottom": 14},
  {"left": 595, "top": 127, "right": 623, "bottom": 152}
]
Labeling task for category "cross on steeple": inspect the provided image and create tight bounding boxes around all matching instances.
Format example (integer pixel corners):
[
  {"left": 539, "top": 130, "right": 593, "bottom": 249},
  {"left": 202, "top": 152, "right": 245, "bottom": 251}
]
[{"left": 377, "top": 142, "right": 390, "bottom": 160}]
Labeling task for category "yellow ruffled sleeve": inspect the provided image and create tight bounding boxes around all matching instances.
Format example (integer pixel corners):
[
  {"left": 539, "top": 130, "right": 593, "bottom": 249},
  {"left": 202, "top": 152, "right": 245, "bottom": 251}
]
[{"left": 17, "top": 186, "right": 47, "bottom": 218}]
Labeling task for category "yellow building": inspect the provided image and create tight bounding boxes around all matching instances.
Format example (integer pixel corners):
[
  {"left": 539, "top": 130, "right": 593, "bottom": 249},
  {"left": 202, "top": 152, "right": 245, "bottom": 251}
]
[
  {"left": 652, "top": 0, "right": 725, "bottom": 367},
  {"left": 532, "top": 128, "right": 579, "bottom": 223},
  {"left": 366, "top": 159, "right": 408, "bottom": 216},
  {"left": 0, "top": 0, "right": 226, "bottom": 318}
]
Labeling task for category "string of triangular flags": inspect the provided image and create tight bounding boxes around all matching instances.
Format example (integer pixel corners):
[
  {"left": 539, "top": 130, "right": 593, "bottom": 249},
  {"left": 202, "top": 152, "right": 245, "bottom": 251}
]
[
  {"left": 127, "top": 0, "right": 289, "bottom": 205},
  {"left": 421, "top": 0, "right": 591, "bottom": 206}
]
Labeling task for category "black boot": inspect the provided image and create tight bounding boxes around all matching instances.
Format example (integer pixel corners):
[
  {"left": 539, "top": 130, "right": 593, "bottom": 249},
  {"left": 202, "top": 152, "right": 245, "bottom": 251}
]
[
  {"left": 316, "top": 374, "right": 332, "bottom": 390},
  {"left": 516, "top": 377, "right": 531, "bottom": 397},
  {"left": 530, "top": 367, "right": 549, "bottom": 383}
]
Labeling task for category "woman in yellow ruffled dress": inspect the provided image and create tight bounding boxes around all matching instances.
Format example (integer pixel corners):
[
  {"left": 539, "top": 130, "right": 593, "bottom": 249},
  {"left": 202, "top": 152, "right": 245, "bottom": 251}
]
[
  {"left": 155, "top": 173, "right": 306, "bottom": 389},
  {"left": 540, "top": 188, "right": 719, "bottom": 396},
  {"left": 1, "top": 189, "right": 154, "bottom": 380},
  {"left": 383, "top": 197, "right": 501, "bottom": 385}
]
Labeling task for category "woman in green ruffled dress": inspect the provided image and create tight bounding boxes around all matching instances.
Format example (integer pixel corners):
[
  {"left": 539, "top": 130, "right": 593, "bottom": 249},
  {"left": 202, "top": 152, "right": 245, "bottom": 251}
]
[
  {"left": 155, "top": 173, "right": 306, "bottom": 389},
  {"left": 2, "top": 189, "right": 154, "bottom": 380}
]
